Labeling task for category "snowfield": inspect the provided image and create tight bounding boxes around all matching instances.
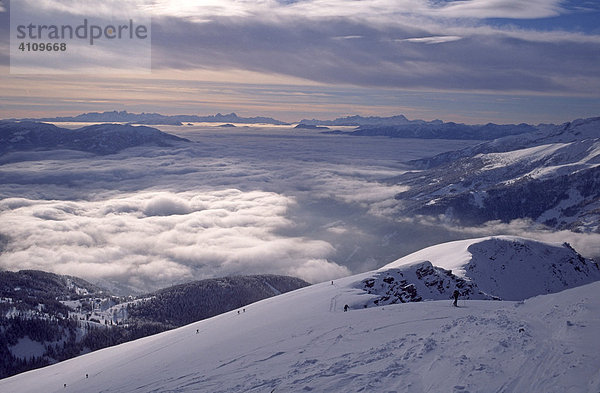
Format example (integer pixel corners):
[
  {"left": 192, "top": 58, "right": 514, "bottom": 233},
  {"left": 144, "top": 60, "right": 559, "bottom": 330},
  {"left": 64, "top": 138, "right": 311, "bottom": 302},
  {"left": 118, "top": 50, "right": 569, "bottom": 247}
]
[
  {"left": 1, "top": 236, "right": 600, "bottom": 393},
  {"left": 394, "top": 117, "right": 600, "bottom": 233},
  {"left": 381, "top": 236, "right": 600, "bottom": 301}
]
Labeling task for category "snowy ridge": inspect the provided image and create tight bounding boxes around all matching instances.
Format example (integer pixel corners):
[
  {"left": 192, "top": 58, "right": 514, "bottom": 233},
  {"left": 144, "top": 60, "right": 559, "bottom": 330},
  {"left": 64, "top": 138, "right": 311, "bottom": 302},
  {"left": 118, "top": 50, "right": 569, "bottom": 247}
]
[
  {"left": 542, "top": 117, "right": 600, "bottom": 143},
  {"left": 1, "top": 236, "right": 599, "bottom": 392},
  {"left": 394, "top": 117, "right": 600, "bottom": 232},
  {"left": 478, "top": 139, "right": 600, "bottom": 182},
  {"left": 412, "top": 116, "right": 600, "bottom": 168},
  {"left": 359, "top": 262, "right": 496, "bottom": 308},
  {"left": 377, "top": 236, "right": 600, "bottom": 302}
]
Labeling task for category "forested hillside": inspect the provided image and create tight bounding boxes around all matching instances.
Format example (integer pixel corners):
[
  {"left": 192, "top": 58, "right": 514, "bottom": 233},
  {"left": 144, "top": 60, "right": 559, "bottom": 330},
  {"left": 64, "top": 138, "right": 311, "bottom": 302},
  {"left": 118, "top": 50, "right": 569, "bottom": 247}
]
[{"left": 0, "top": 271, "right": 308, "bottom": 379}]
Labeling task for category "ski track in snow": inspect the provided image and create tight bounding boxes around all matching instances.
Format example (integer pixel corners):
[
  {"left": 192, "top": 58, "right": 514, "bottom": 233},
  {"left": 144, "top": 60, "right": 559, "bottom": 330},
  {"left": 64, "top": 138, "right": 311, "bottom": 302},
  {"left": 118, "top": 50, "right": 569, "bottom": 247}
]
[
  {"left": 1, "top": 237, "right": 600, "bottom": 393},
  {"left": 2, "top": 279, "right": 599, "bottom": 393}
]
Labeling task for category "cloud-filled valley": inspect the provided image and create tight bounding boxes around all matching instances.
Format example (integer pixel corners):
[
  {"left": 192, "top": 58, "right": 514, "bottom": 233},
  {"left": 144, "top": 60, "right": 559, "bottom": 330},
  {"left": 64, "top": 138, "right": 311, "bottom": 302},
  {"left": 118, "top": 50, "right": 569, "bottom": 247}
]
[
  {"left": 1, "top": 124, "right": 598, "bottom": 294},
  {"left": 0, "top": 125, "right": 462, "bottom": 293},
  {"left": 0, "top": 189, "right": 343, "bottom": 293}
]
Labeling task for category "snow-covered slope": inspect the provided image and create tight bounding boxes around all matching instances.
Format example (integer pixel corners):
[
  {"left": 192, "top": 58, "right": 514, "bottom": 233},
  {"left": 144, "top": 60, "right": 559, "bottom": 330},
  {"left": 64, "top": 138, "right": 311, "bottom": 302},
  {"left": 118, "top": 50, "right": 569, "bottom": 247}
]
[
  {"left": 299, "top": 115, "right": 537, "bottom": 141},
  {"left": 0, "top": 272, "right": 309, "bottom": 379},
  {"left": 372, "top": 236, "right": 600, "bottom": 302},
  {"left": 394, "top": 117, "right": 600, "bottom": 232},
  {"left": 1, "top": 236, "right": 599, "bottom": 392},
  {"left": 411, "top": 117, "right": 600, "bottom": 168}
]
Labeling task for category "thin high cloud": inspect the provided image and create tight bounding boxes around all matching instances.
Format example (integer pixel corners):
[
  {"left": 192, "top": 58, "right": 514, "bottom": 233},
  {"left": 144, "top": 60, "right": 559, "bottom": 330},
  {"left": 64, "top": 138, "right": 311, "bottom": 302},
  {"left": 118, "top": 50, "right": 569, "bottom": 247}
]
[
  {"left": 1, "top": 1, "right": 599, "bottom": 122},
  {"left": 426, "top": 0, "right": 564, "bottom": 19},
  {"left": 398, "top": 36, "right": 463, "bottom": 45},
  {"left": 147, "top": 0, "right": 600, "bottom": 96},
  {"left": 17, "top": 0, "right": 150, "bottom": 18},
  {"left": 151, "top": 0, "right": 566, "bottom": 22}
]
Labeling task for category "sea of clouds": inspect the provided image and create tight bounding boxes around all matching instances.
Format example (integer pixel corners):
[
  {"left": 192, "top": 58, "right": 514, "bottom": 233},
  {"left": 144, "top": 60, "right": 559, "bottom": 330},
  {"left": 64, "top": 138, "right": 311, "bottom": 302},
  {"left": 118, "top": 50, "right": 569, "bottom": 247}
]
[
  {"left": 1, "top": 125, "right": 598, "bottom": 294},
  {"left": 0, "top": 190, "right": 343, "bottom": 292}
]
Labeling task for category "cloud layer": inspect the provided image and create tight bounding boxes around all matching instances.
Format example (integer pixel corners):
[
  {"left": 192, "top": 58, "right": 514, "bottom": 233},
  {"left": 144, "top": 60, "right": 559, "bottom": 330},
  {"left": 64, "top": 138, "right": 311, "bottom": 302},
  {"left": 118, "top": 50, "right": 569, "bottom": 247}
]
[
  {"left": 147, "top": 0, "right": 600, "bottom": 96},
  {"left": 2, "top": 126, "right": 455, "bottom": 293},
  {"left": 1, "top": 125, "right": 598, "bottom": 294},
  {"left": 1, "top": 0, "right": 599, "bottom": 124},
  {"left": 0, "top": 190, "right": 346, "bottom": 293},
  {"left": 3, "top": 0, "right": 599, "bottom": 95}
]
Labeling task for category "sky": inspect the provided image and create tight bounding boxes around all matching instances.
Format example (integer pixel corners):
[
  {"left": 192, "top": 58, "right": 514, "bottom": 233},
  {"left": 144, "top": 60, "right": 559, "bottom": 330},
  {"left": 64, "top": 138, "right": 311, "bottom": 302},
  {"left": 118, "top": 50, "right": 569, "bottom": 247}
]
[{"left": 0, "top": 0, "right": 599, "bottom": 124}]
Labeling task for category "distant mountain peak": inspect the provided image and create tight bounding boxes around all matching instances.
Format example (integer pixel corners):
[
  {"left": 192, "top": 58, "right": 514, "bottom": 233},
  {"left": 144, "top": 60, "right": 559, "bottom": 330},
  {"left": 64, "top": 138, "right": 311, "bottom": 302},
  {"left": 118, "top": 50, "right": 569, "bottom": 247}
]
[
  {"left": 10, "top": 111, "right": 290, "bottom": 126},
  {"left": 0, "top": 121, "right": 189, "bottom": 155},
  {"left": 299, "top": 114, "right": 541, "bottom": 140},
  {"left": 298, "top": 114, "right": 412, "bottom": 126}
]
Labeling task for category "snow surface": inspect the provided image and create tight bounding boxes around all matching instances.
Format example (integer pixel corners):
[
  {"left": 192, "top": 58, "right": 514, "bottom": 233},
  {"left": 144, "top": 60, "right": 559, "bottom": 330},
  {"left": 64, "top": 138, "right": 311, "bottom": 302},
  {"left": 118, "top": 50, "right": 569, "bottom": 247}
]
[
  {"left": 383, "top": 238, "right": 476, "bottom": 277},
  {"left": 478, "top": 143, "right": 569, "bottom": 172},
  {"left": 382, "top": 236, "right": 600, "bottom": 301},
  {"left": 1, "top": 237, "right": 600, "bottom": 393},
  {"left": 398, "top": 118, "right": 600, "bottom": 234}
]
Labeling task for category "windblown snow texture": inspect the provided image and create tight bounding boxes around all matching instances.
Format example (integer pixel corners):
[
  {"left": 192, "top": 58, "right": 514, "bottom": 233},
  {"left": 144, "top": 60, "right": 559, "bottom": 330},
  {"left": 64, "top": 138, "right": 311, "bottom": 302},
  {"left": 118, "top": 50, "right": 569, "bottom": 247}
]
[{"left": 1, "top": 236, "right": 599, "bottom": 393}]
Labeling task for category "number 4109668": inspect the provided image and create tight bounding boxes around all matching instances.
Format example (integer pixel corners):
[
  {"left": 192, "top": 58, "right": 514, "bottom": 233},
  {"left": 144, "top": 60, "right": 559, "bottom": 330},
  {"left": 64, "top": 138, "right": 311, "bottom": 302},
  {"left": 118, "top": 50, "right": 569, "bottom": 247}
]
[{"left": 18, "top": 42, "right": 67, "bottom": 52}]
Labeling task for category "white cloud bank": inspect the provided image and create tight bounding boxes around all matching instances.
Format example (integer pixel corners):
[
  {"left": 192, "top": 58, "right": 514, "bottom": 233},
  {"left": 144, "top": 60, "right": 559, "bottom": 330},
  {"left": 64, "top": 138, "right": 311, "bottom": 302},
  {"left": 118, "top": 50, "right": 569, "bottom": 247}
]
[
  {"left": 0, "top": 190, "right": 348, "bottom": 293},
  {"left": 2, "top": 126, "right": 596, "bottom": 296},
  {"left": 0, "top": 127, "right": 474, "bottom": 295}
]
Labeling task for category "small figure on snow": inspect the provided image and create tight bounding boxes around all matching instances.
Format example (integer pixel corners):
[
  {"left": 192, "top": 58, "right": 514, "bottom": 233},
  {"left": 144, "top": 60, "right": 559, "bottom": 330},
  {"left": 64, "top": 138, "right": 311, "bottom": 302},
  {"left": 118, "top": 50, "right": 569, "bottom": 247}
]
[
  {"left": 452, "top": 290, "right": 460, "bottom": 307},
  {"left": 344, "top": 304, "right": 349, "bottom": 312}
]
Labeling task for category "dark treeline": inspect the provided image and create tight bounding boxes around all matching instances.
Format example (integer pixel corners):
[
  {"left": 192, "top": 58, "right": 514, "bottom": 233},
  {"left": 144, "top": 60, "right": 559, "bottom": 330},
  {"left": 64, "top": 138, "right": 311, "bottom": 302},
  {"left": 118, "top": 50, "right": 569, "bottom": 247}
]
[
  {"left": 0, "top": 315, "right": 171, "bottom": 378},
  {"left": 128, "top": 275, "right": 309, "bottom": 327},
  {"left": 0, "top": 271, "right": 309, "bottom": 379}
]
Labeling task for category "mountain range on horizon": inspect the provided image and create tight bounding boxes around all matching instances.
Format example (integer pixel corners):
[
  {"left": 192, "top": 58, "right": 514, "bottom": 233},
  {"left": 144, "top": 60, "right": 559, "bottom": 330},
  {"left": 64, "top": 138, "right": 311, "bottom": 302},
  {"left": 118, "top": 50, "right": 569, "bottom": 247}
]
[
  {"left": 7, "top": 110, "right": 590, "bottom": 142},
  {"left": 5, "top": 110, "right": 565, "bottom": 129},
  {"left": 7, "top": 111, "right": 290, "bottom": 126}
]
